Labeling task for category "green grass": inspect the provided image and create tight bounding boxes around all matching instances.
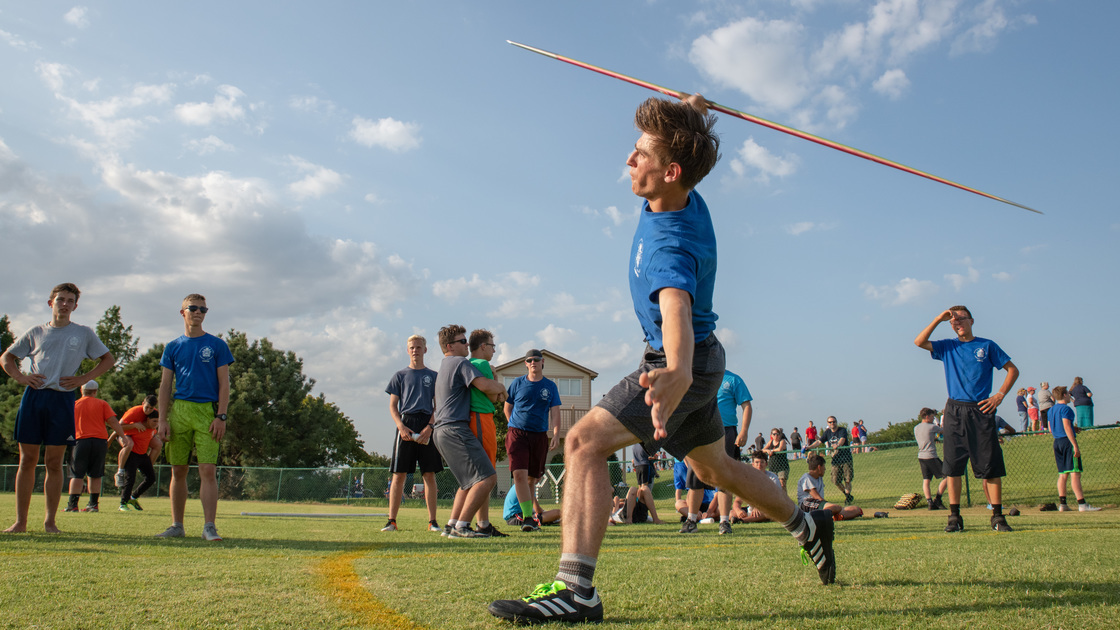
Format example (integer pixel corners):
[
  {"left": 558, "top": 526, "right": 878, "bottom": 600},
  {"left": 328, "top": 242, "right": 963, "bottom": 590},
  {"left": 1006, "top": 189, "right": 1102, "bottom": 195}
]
[{"left": 2, "top": 490, "right": 1119, "bottom": 629}]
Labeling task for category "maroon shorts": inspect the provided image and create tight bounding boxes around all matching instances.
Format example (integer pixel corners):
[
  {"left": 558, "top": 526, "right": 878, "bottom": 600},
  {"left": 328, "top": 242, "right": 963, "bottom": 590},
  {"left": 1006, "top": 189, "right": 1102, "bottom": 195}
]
[{"left": 506, "top": 427, "right": 549, "bottom": 478}]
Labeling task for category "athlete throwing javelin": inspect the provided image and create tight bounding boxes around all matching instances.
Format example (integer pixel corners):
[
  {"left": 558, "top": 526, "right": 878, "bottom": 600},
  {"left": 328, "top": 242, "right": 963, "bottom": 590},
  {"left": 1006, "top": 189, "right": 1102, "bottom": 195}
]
[{"left": 489, "top": 94, "right": 836, "bottom": 625}]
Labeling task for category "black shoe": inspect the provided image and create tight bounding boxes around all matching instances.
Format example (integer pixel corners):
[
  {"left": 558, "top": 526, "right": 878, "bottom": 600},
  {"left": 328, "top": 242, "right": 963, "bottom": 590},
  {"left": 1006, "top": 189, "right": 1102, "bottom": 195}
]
[
  {"left": 945, "top": 514, "right": 964, "bottom": 532},
  {"left": 489, "top": 580, "right": 603, "bottom": 625},
  {"left": 477, "top": 523, "right": 509, "bottom": 537},
  {"left": 844, "top": 494, "right": 854, "bottom": 506},
  {"left": 991, "top": 515, "right": 1013, "bottom": 532},
  {"left": 521, "top": 516, "right": 541, "bottom": 533},
  {"left": 799, "top": 510, "right": 836, "bottom": 585},
  {"left": 679, "top": 518, "right": 698, "bottom": 534},
  {"left": 933, "top": 497, "right": 946, "bottom": 510}
]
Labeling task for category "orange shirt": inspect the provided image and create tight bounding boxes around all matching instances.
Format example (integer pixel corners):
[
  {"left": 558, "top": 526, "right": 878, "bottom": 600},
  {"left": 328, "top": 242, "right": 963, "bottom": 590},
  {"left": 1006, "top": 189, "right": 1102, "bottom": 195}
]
[
  {"left": 74, "top": 396, "right": 116, "bottom": 440},
  {"left": 119, "top": 405, "right": 156, "bottom": 454}
]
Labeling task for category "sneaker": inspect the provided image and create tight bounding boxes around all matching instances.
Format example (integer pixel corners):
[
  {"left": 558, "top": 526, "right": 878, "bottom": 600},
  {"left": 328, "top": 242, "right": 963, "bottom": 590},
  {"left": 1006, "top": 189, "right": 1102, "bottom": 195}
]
[
  {"left": 127, "top": 498, "right": 143, "bottom": 511},
  {"left": 844, "top": 494, "right": 854, "bottom": 506},
  {"left": 991, "top": 515, "right": 1013, "bottom": 532},
  {"left": 718, "top": 521, "right": 732, "bottom": 535},
  {"left": 521, "top": 516, "right": 541, "bottom": 533},
  {"left": 81, "top": 505, "right": 99, "bottom": 513},
  {"left": 799, "top": 510, "right": 836, "bottom": 585},
  {"left": 945, "top": 514, "right": 964, "bottom": 533},
  {"left": 64, "top": 505, "right": 79, "bottom": 513},
  {"left": 932, "top": 497, "right": 946, "bottom": 510},
  {"left": 927, "top": 500, "right": 936, "bottom": 511},
  {"left": 507, "top": 514, "right": 525, "bottom": 528},
  {"left": 450, "top": 526, "right": 489, "bottom": 538},
  {"left": 441, "top": 524, "right": 452, "bottom": 537},
  {"left": 156, "top": 524, "right": 185, "bottom": 538},
  {"left": 476, "top": 523, "right": 509, "bottom": 537},
  {"left": 428, "top": 520, "right": 442, "bottom": 532},
  {"left": 202, "top": 522, "right": 223, "bottom": 541},
  {"left": 488, "top": 580, "right": 603, "bottom": 625},
  {"left": 381, "top": 519, "right": 398, "bottom": 532},
  {"left": 1079, "top": 504, "right": 1102, "bottom": 512},
  {"left": 1058, "top": 503, "right": 1071, "bottom": 512},
  {"left": 114, "top": 470, "right": 127, "bottom": 488},
  {"left": 119, "top": 504, "right": 132, "bottom": 511},
  {"left": 609, "top": 509, "right": 625, "bottom": 524},
  {"left": 679, "top": 518, "right": 698, "bottom": 534},
  {"left": 986, "top": 504, "right": 993, "bottom": 511}
]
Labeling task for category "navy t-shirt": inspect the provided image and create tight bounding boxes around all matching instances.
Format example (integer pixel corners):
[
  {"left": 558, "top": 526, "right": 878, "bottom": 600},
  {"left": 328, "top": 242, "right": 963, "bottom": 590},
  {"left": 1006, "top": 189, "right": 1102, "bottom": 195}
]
[
  {"left": 506, "top": 376, "right": 561, "bottom": 433},
  {"left": 385, "top": 367, "right": 437, "bottom": 416},
  {"left": 929, "top": 337, "right": 1012, "bottom": 402}
]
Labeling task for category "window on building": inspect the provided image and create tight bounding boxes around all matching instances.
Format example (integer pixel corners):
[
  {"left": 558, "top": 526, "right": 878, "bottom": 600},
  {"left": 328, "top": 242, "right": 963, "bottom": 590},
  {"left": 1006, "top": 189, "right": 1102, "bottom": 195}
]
[{"left": 556, "top": 378, "right": 582, "bottom": 397}]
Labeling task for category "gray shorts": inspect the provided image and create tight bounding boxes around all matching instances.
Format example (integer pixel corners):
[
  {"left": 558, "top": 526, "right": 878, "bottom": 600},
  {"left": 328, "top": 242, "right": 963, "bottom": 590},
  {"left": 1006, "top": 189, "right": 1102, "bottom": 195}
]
[
  {"left": 432, "top": 421, "right": 496, "bottom": 490},
  {"left": 597, "top": 334, "right": 725, "bottom": 460}
]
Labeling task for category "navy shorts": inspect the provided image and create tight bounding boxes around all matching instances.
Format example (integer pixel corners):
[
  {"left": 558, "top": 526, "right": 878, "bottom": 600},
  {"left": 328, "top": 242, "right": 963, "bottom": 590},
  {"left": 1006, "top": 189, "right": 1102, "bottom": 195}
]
[
  {"left": 942, "top": 398, "right": 1006, "bottom": 479},
  {"left": 597, "top": 335, "right": 725, "bottom": 460},
  {"left": 1053, "top": 437, "right": 1083, "bottom": 474},
  {"left": 14, "top": 388, "right": 75, "bottom": 446}
]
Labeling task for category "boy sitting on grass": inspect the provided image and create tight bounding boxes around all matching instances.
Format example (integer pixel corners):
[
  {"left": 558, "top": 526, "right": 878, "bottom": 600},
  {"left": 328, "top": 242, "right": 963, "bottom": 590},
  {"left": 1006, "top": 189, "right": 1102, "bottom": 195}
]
[
  {"left": 797, "top": 454, "right": 864, "bottom": 521},
  {"left": 730, "top": 450, "right": 782, "bottom": 523},
  {"left": 1049, "top": 386, "right": 1101, "bottom": 512}
]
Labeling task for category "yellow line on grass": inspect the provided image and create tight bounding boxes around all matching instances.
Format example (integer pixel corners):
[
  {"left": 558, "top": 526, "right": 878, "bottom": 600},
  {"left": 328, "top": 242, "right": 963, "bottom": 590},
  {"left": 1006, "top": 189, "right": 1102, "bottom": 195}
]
[{"left": 315, "top": 545, "right": 427, "bottom": 629}]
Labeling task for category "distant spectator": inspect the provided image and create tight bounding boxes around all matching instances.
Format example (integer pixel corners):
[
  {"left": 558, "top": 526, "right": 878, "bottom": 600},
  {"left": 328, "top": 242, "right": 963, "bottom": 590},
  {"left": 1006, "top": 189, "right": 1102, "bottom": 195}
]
[
  {"left": 762, "top": 429, "right": 790, "bottom": 492},
  {"left": 753, "top": 432, "right": 765, "bottom": 454},
  {"left": 796, "top": 454, "right": 863, "bottom": 521},
  {"left": 820, "top": 416, "right": 854, "bottom": 505},
  {"left": 1069, "top": 377, "right": 1094, "bottom": 429},
  {"left": 1036, "top": 382, "right": 1054, "bottom": 432},
  {"left": 730, "top": 451, "right": 782, "bottom": 523},
  {"left": 789, "top": 427, "right": 802, "bottom": 460},
  {"left": 914, "top": 407, "right": 947, "bottom": 511},
  {"left": 1026, "top": 387, "right": 1039, "bottom": 432},
  {"left": 1049, "top": 386, "right": 1100, "bottom": 511},
  {"left": 1014, "top": 388, "right": 1029, "bottom": 433},
  {"left": 804, "top": 421, "right": 818, "bottom": 448},
  {"left": 622, "top": 443, "right": 664, "bottom": 524},
  {"left": 857, "top": 420, "right": 868, "bottom": 453}
]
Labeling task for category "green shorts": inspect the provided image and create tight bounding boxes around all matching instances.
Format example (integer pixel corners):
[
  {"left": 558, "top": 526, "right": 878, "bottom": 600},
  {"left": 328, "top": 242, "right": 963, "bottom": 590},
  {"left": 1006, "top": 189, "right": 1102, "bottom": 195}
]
[{"left": 166, "top": 399, "right": 220, "bottom": 465}]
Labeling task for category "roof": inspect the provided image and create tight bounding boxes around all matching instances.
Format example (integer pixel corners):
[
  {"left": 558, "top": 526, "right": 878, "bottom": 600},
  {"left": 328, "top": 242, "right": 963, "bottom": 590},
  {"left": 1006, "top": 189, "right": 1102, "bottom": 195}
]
[{"left": 492, "top": 349, "right": 599, "bottom": 379}]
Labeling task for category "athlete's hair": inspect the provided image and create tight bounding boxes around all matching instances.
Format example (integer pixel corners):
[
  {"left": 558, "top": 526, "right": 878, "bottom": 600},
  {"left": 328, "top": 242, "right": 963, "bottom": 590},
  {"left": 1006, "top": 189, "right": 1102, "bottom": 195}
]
[
  {"left": 634, "top": 97, "right": 720, "bottom": 191},
  {"left": 468, "top": 329, "right": 493, "bottom": 352},
  {"left": 807, "top": 454, "right": 825, "bottom": 470},
  {"left": 50, "top": 283, "right": 81, "bottom": 301},
  {"left": 1052, "top": 385, "right": 1069, "bottom": 400},
  {"left": 948, "top": 305, "right": 972, "bottom": 319},
  {"left": 143, "top": 394, "right": 158, "bottom": 407},
  {"left": 181, "top": 293, "right": 207, "bottom": 308},
  {"left": 919, "top": 407, "right": 938, "bottom": 420},
  {"left": 407, "top": 334, "right": 426, "bottom": 347},
  {"left": 751, "top": 450, "right": 768, "bottom": 463},
  {"left": 438, "top": 324, "right": 467, "bottom": 352}
]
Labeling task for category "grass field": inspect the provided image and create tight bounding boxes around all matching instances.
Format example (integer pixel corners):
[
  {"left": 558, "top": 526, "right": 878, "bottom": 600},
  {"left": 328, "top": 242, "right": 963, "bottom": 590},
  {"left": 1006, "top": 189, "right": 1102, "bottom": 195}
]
[{"left": 1, "top": 487, "right": 1118, "bottom": 629}]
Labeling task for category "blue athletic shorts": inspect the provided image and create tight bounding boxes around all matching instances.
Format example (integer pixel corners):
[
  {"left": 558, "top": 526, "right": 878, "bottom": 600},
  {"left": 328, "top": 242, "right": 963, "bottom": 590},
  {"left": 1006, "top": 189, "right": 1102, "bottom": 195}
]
[{"left": 14, "top": 388, "right": 75, "bottom": 446}]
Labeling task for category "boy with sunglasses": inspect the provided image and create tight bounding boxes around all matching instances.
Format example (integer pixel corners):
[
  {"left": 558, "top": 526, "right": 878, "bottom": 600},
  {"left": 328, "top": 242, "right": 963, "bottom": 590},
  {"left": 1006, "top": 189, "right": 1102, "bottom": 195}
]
[{"left": 156, "top": 294, "right": 234, "bottom": 541}]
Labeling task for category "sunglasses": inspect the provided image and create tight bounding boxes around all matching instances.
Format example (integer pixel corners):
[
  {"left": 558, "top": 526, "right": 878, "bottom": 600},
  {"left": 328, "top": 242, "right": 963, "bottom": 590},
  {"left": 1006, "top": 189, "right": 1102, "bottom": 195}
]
[
  {"left": 450, "top": 339, "right": 468, "bottom": 345},
  {"left": 525, "top": 357, "right": 542, "bottom": 363},
  {"left": 185, "top": 305, "right": 209, "bottom": 313}
]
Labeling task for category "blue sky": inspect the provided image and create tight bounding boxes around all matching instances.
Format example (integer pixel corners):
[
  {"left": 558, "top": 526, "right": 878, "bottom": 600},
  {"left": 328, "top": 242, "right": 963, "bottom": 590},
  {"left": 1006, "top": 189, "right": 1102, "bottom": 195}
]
[{"left": 2, "top": 1, "right": 1116, "bottom": 457}]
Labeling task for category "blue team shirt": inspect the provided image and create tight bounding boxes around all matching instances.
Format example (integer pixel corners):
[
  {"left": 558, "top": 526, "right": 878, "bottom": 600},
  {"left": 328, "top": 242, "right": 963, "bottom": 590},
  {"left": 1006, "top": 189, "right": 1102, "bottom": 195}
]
[
  {"left": 628, "top": 190, "right": 718, "bottom": 351},
  {"left": 506, "top": 376, "right": 561, "bottom": 433},
  {"left": 929, "top": 337, "right": 1011, "bottom": 402},
  {"left": 671, "top": 460, "right": 714, "bottom": 503},
  {"left": 1049, "top": 403, "right": 1075, "bottom": 440},
  {"left": 159, "top": 333, "right": 235, "bottom": 403},
  {"left": 716, "top": 370, "right": 752, "bottom": 428}
]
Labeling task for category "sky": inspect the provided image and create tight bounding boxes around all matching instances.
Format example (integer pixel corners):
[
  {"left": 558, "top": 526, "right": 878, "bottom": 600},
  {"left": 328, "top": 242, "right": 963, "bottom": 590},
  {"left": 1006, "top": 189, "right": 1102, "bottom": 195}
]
[{"left": 2, "top": 1, "right": 1117, "bottom": 458}]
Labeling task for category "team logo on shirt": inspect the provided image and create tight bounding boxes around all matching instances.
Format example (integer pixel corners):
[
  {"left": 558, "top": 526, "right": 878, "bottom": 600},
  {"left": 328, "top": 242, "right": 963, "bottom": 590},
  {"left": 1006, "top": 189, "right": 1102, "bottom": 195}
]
[
  {"left": 633, "top": 239, "right": 644, "bottom": 278},
  {"left": 721, "top": 381, "right": 731, "bottom": 391},
  {"left": 539, "top": 388, "right": 551, "bottom": 401},
  {"left": 200, "top": 345, "right": 214, "bottom": 362},
  {"left": 973, "top": 347, "right": 986, "bottom": 362},
  {"left": 423, "top": 375, "right": 433, "bottom": 388},
  {"left": 67, "top": 336, "right": 81, "bottom": 349}
]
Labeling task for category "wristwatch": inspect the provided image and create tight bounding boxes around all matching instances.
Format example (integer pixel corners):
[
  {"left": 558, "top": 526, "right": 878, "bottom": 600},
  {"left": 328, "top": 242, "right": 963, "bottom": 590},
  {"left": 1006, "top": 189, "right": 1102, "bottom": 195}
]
[{"left": 215, "top": 414, "right": 228, "bottom": 422}]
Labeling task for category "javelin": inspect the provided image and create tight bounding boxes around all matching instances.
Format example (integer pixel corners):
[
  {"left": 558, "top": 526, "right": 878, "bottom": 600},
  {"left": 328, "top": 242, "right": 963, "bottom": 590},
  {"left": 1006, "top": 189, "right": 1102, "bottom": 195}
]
[{"left": 508, "top": 40, "right": 1041, "bottom": 215}]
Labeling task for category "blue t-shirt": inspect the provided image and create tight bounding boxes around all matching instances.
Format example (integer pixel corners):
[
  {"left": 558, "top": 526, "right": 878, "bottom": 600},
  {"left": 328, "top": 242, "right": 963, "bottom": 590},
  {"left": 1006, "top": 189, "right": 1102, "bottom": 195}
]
[
  {"left": 929, "top": 337, "right": 1012, "bottom": 402},
  {"left": 716, "top": 370, "right": 752, "bottom": 428},
  {"left": 159, "top": 333, "right": 235, "bottom": 403},
  {"left": 506, "top": 376, "right": 561, "bottom": 433},
  {"left": 671, "top": 460, "right": 714, "bottom": 503},
  {"left": 385, "top": 367, "right": 437, "bottom": 416},
  {"left": 1049, "top": 404, "right": 1075, "bottom": 440},
  {"left": 503, "top": 489, "right": 521, "bottom": 521},
  {"left": 628, "top": 190, "right": 718, "bottom": 351}
]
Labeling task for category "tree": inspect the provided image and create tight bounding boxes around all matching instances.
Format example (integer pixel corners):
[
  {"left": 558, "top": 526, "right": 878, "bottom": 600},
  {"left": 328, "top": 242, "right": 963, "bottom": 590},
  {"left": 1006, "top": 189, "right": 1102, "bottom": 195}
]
[
  {"left": 0, "top": 315, "right": 21, "bottom": 462},
  {"left": 80, "top": 305, "right": 139, "bottom": 378},
  {"left": 222, "top": 330, "right": 370, "bottom": 468}
]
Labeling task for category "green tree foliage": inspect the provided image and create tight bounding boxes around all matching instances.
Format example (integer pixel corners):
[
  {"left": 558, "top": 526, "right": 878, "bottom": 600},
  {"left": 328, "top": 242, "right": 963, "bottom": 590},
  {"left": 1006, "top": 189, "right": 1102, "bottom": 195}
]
[
  {"left": 0, "top": 315, "right": 20, "bottom": 462},
  {"left": 79, "top": 305, "right": 139, "bottom": 377},
  {"left": 223, "top": 330, "right": 371, "bottom": 468},
  {"left": 866, "top": 418, "right": 923, "bottom": 450}
]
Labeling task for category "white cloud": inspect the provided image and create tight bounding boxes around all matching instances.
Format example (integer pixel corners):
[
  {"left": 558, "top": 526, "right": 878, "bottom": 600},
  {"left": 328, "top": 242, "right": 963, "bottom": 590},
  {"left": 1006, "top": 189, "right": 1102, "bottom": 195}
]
[
  {"left": 174, "top": 85, "right": 246, "bottom": 126},
  {"left": 862, "top": 277, "right": 938, "bottom": 305},
  {"left": 992, "top": 271, "right": 1011, "bottom": 281},
  {"left": 287, "top": 156, "right": 344, "bottom": 199},
  {"left": 536, "top": 324, "right": 580, "bottom": 349},
  {"left": 349, "top": 116, "right": 421, "bottom": 152},
  {"left": 64, "top": 7, "right": 90, "bottom": 28},
  {"left": 951, "top": 0, "right": 1035, "bottom": 56},
  {"left": 431, "top": 271, "right": 541, "bottom": 303},
  {"left": 730, "top": 137, "right": 799, "bottom": 182},
  {"left": 872, "top": 68, "right": 910, "bottom": 99},
  {"left": 289, "top": 95, "right": 336, "bottom": 114},
  {"left": 185, "top": 135, "right": 234, "bottom": 155},
  {"left": 945, "top": 265, "right": 980, "bottom": 291},
  {"left": 785, "top": 221, "right": 837, "bottom": 236},
  {"left": 690, "top": 18, "right": 811, "bottom": 111}
]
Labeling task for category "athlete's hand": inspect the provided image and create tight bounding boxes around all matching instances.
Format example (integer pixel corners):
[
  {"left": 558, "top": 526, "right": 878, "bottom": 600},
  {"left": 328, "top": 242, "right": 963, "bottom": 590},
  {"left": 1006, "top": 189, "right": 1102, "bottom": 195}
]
[
  {"left": 19, "top": 372, "right": 46, "bottom": 389},
  {"left": 979, "top": 392, "right": 1004, "bottom": 414},
  {"left": 417, "top": 425, "right": 432, "bottom": 445},
  {"left": 735, "top": 431, "right": 748, "bottom": 448},
  {"left": 209, "top": 417, "right": 226, "bottom": 441},
  {"left": 549, "top": 431, "right": 560, "bottom": 451},
  {"left": 157, "top": 419, "right": 170, "bottom": 442},
  {"left": 58, "top": 375, "right": 88, "bottom": 390},
  {"left": 639, "top": 367, "right": 692, "bottom": 441},
  {"left": 1073, "top": 445, "right": 1081, "bottom": 458}
]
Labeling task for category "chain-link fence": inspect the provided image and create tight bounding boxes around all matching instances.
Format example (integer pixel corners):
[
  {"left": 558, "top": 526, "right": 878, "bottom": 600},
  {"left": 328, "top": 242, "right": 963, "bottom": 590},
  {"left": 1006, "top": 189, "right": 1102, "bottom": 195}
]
[{"left": 2, "top": 425, "right": 1116, "bottom": 509}]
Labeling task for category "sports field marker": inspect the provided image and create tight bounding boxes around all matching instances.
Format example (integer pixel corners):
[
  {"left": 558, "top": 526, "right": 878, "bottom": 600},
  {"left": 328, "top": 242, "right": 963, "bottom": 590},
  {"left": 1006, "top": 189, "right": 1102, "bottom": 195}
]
[
  {"left": 508, "top": 40, "right": 1041, "bottom": 215},
  {"left": 240, "top": 512, "right": 388, "bottom": 518}
]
